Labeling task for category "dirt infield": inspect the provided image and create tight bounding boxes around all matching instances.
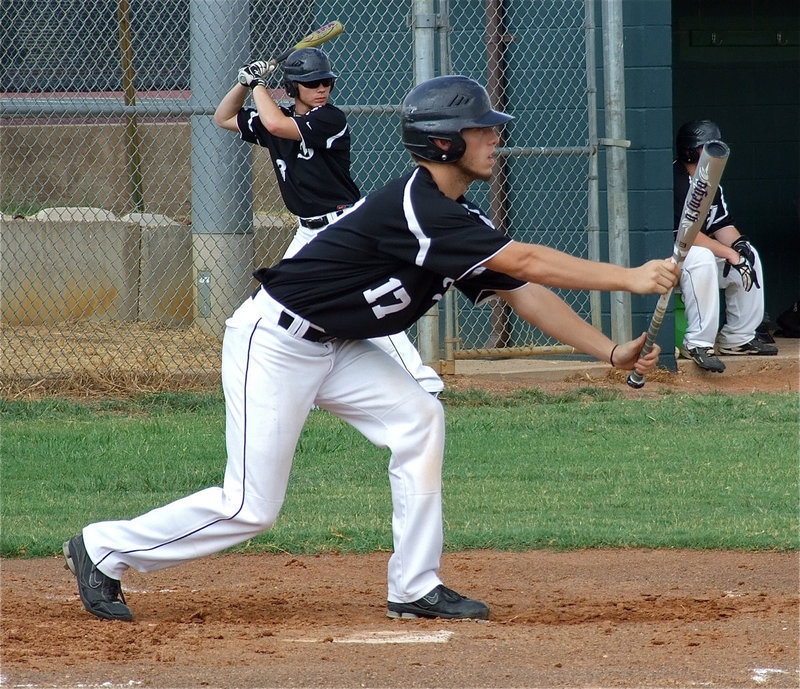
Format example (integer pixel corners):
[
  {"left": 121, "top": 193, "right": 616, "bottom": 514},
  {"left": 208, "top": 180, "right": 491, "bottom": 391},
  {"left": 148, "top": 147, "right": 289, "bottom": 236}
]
[{"left": 2, "top": 549, "right": 798, "bottom": 688}]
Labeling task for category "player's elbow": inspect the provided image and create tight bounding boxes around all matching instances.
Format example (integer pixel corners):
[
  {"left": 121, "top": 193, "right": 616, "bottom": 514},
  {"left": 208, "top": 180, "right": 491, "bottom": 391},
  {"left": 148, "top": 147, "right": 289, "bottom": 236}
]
[
  {"left": 262, "top": 117, "right": 297, "bottom": 140},
  {"left": 213, "top": 110, "right": 237, "bottom": 132},
  {"left": 263, "top": 119, "right": 284, "bottom": 136}
]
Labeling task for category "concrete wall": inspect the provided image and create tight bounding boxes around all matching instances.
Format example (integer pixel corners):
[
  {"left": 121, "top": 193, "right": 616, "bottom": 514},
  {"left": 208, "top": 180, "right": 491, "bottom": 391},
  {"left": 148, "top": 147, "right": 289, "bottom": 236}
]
[
  {"left": 0, "top": 122, "right": 284, "bottom": 219},
  {"left": 0, "top": 209, "right": 294, "bottom": 327},
  {"left": 617, "top": 0, "right": 677, "bottom": 365},
  {"left": 1, "top": 209, "right": 141, "bottom": 325}
]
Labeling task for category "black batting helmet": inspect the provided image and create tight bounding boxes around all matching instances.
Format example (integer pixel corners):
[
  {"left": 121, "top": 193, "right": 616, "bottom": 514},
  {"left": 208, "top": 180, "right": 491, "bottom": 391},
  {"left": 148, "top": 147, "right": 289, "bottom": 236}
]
[
  {"left": 401, "top": 75, "right": 514, "bottom": 162},
  {"left": 676, "top": 119, "right": 722, "bottom": 163},
  {"left": 283, "top": 48, "right": 337, "bottom": 97}
]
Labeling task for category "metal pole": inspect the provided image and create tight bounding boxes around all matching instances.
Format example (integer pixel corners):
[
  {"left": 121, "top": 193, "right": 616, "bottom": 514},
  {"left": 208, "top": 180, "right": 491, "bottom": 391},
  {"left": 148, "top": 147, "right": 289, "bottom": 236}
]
[
  {"left": 485, "top": 0, "right": 513, "bottom": 348},
  {"left": 584, "top": 0, "right": 602, "bottom": 330},
  {"left": 189, "top": 0, "right": 253, "bottom": 337},
  {"left": 438, "top": 0, "right": 451, "bottom": 75},
  {"left": 437, "top": 0, "right": 458, "bottom": 373},
  {"left": 412, "top": 0, "right": 440, "bottom": 367},
  {"left": 601, "top": 0, "right": 632, "bottom": 342},
  {"left": 117, "top": 0, "right": 144, "bottom": 212}
]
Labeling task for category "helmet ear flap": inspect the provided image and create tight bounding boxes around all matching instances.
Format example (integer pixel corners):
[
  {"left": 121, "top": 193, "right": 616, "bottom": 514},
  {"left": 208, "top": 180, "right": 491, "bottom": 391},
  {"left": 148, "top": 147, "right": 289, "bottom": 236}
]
[
  {"left": 683, "top": 147, "right": 700, "bottom": 164},
  {"left": 429, "top": 134, "right": 466, "bottom": 162}
]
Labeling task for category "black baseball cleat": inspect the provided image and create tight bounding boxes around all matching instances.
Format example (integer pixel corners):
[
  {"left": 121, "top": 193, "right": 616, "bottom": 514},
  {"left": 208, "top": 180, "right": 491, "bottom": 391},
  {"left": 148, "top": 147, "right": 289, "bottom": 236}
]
[
  {"left": 387, "top": 584, "right": 489, "bottom": 620},
  {"left": 63, "top": 534, "right": 133, "bottom": 621},
  {"left": 717, "top": 338, "right": 778, "bottom": 356},
  {"left": 680, "top": 346, "right": 725, "bottom": 372}
]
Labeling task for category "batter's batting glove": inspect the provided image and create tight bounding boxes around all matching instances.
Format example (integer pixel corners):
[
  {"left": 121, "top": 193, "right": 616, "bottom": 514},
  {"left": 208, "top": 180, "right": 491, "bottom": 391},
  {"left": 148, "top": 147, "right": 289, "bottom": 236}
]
[
  {"left": 248, "top": 60, "right": 275, "bottom": 79},
  {"left": 723, "top": 256, "right": 759, "bottom": 292},
  {"left": 726, "top": 235, "right": 760, "bottom": 290},
  {"left": 237, "top": 63, "right": 267, "bottom": 89},
  {"left": 731, "top": 235, "right": 757, "bottom": 267}
]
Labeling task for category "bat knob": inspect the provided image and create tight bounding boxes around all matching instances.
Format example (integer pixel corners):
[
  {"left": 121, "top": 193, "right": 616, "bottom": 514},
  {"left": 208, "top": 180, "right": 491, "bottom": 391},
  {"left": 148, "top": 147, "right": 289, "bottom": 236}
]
[{"left": 626, "top": 372, "right": 645, "bottom": 389}]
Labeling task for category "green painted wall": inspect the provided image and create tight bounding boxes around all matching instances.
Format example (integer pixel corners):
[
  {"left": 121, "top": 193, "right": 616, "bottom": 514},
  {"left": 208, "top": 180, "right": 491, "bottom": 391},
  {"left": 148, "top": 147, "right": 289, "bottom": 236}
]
[{"left": 591, "top": 0, "right": 677, "bottom": 362}]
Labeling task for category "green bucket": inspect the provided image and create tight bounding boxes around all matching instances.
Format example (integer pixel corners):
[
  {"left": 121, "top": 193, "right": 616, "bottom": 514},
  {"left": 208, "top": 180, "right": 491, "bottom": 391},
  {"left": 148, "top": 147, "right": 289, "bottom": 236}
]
[{"left": 674, "top": 291, "right": 687, "bottom": 350}]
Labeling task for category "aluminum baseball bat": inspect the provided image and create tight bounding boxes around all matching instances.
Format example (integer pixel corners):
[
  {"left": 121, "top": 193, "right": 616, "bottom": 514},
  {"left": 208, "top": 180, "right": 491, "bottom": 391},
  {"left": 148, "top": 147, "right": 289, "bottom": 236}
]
[{"left": 627, "top": 139, "right": 730, "bottom": 389}]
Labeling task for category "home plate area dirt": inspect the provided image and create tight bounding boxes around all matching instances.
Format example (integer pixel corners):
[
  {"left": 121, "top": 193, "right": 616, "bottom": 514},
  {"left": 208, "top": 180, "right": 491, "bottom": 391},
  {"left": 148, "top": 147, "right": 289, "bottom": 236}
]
[{"left": 2, "top": 549, "right": 798, "bottom": 688}]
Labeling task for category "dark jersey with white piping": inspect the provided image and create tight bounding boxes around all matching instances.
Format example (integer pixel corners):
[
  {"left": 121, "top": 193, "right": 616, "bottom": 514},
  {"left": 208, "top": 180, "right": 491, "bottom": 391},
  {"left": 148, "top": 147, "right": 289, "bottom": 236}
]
[
  {"left": 673, "top": 160, "right": 734, "bottom": 238},
  {"left": 238, "top": 103, "right": 360, "bottom": 217},
  {"left": 255, "top": 166, "right": 526, "bottom": 339}
]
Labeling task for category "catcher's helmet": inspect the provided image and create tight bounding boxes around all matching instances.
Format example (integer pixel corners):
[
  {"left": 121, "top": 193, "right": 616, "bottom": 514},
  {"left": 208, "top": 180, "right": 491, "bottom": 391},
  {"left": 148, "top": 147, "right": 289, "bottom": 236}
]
[
  {"left": 676, "top": 119, "right": 722, "bottom": 163},
  {"left": 401, "top": 75, "right": 514, "bottom": 162},
  {"left": 283, "top": 48, "right": 337, "bottom": 97}
]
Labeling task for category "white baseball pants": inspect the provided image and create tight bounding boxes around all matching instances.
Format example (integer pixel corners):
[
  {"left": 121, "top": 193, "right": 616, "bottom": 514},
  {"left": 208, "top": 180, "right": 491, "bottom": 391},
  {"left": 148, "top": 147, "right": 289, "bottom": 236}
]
[
  {"left": 285, "top": 223, "right": 444, "bottom": 395},
  {"left": 680, "top": 244, "right": 765, "bottom": 350},
  {"left": 83, "top": 288, "right": 446, "bottom": 603}
]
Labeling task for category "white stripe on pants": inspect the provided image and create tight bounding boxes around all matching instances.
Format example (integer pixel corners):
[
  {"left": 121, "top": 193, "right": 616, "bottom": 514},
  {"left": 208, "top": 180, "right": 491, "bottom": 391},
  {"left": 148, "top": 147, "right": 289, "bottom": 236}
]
[{"left": 83, "top": 289, "right": 446, "bottom": 603}]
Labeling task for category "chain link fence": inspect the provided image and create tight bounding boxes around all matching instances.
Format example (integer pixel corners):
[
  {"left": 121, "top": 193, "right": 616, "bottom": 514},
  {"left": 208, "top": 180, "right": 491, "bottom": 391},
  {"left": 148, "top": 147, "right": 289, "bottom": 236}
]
[{"left": 1, "top": 0, "right": 600, "bottom": 395}]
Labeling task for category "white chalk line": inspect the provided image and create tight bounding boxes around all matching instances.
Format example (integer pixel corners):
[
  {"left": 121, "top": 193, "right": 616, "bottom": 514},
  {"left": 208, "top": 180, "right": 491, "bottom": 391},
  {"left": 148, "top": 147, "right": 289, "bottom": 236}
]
[{"left": 287, "top": 630, "right": 454, "bottom": 644}]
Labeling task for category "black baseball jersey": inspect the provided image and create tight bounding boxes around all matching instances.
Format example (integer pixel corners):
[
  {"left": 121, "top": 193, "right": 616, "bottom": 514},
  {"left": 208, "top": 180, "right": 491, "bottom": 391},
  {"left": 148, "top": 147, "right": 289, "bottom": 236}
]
[
  {"left": 673, "top": 160, "right": 734, "bottom": 238},
  {"left": 255, "top": 166, "right": 526, "bottom": 339},
  {"left": 238, "top": 103, "right": 360, "bottom": 217}
]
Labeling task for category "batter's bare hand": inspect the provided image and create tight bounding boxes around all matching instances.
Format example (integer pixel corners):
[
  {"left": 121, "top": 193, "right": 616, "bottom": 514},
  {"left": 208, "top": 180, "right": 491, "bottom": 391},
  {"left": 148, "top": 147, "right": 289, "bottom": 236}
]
[
  {"left": 612, "top": 332, "right": 661, "bottom": 374},
  {"left": 628, "top": 259, "right": 680, "bottom": 295}
]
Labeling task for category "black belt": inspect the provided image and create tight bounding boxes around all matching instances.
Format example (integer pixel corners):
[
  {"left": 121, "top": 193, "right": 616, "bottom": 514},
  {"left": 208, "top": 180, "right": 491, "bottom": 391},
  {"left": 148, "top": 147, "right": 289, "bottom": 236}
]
[
  {"left": 299, "top": 205, "right": 352, "bottom": 230},
  {"left": 299, "top": 216, "right": 330, "bottom": 229},
  {"left": 277, "top": 310, "right": 334, "bottom": 343}
]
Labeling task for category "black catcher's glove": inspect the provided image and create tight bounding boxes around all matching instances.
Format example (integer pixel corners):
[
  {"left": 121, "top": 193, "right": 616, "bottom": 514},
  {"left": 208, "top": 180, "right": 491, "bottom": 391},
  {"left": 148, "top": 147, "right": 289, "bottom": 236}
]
[{"left": 723, "top": 235, "right": 760, "bottom": 292}]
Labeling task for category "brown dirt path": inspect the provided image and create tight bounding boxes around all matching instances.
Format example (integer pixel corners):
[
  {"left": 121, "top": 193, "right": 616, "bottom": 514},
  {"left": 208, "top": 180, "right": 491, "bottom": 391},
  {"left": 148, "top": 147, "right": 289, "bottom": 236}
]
[{"left": 2, "top": 549, "right": 798, "bottom": 688}]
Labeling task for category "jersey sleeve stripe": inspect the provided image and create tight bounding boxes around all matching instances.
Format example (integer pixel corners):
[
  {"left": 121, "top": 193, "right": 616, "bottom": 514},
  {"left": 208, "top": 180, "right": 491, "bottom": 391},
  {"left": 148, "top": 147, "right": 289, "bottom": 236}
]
[
  {"left": 402, "top": 168, "right": 432, "bottom": 266},
  {"left": 326, "top": 124, "right": 349, "bottom": 149},
  {"left": 454, "top": 242, "right": 513, "bottom": 282}
]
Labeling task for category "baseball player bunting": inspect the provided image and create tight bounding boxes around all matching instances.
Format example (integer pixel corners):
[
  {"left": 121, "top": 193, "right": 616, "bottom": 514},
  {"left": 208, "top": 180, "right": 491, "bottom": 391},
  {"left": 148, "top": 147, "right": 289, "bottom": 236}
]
[{"left": 64, "top": 76, "right": 677, "bottom": 624}]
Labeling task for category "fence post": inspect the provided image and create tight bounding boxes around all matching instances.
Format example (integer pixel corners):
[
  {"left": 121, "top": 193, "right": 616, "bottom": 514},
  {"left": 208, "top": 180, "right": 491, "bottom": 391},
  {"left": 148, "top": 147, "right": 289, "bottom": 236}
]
[
  {"left": 189, "top": 0, "right": 254, "bottom": 338},
  {"left": 584, "top": 0, "right": 603, "bottom": 330},
  {"left": 485, "top": 0, "right": 514, "bottom": 349},
  {"left": 601, "top": 0, "right": 632, "bottom": 343},
  {"left": 411, "top": 0, "right": 440, "bottom": 368}
]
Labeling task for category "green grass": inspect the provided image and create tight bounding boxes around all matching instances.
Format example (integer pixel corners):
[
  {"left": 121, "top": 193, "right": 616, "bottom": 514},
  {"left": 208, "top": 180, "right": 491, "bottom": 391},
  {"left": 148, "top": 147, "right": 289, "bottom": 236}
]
[
  {"left": 2, "top": 389, "right": 797, "bottom": 558},
  {"left": 1, "top": 198, "right": 46, "bottom": 216}
]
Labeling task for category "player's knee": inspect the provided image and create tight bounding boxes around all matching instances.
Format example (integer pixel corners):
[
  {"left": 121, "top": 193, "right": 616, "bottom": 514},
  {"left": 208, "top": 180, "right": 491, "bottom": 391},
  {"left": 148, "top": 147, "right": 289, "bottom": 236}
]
[
  {"left": 682, "top": 247, "right": 717, "bottom": 285},
  {"left": 691, "top": 245, "right": 716, "bottom": 265},
  {"left": 224, "top": 493, "right": 283, "bottom": 532},
  {"left": 413, "top": 391, "right": 445, "bottom": 439}
]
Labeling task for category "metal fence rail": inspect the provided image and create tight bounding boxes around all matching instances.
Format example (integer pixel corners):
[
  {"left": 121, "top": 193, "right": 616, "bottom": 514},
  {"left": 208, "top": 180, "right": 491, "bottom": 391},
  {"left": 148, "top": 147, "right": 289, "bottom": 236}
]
[{"left": 1, "top": 0, "right": 601, "bottom": 394}]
